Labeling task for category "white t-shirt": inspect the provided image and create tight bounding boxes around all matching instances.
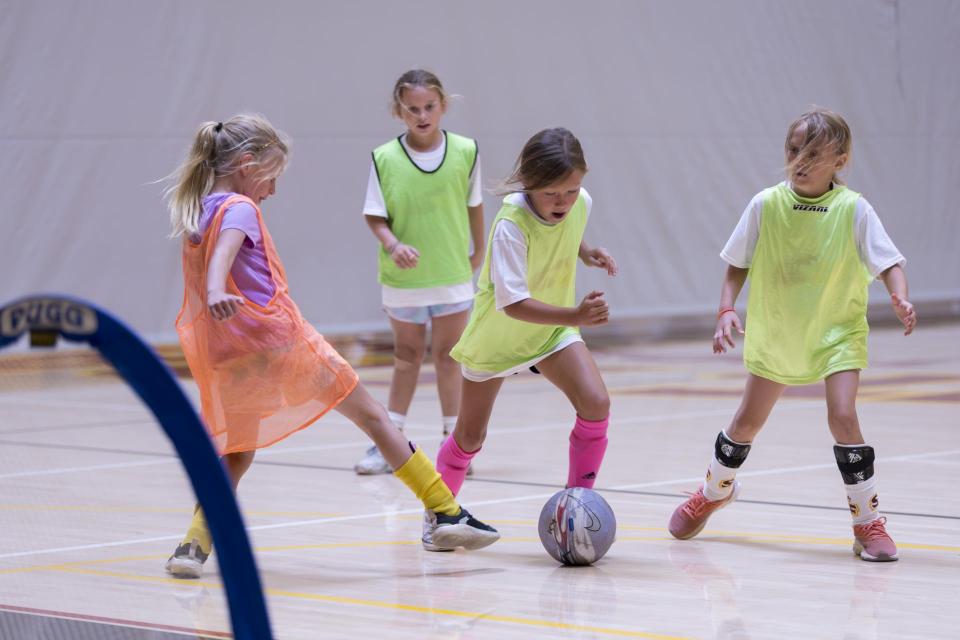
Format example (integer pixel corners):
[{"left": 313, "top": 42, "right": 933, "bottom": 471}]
[
  {"left": 364, "top": 133, "right": 483, "bottom": 307},
  {"left": 490, "top": 189, "right": 593, "bottom": 311},
  {"left": 721, "top": 184, "right": 905, "bottom": 278}
]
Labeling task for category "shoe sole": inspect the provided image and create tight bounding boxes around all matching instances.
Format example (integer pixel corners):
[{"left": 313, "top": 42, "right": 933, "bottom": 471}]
[
  {"left": 670, "top": 482, "right": 742, "bottom": 540},
  {"left": 431, "top": 525, "right": 501, "bottom": 551},
  {"left": 165, "top": 558, "right": 203, "bottom": 579},
  {"left": 853, "top": 542, "right": 899, "bottom": 562}
]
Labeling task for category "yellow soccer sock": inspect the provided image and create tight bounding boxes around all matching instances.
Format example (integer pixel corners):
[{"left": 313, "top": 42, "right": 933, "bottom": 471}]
[
  {"left": 182, "top": 504, "right": 213, "bottom": 554},
  {"left": 393, "top": 448, "right": 460, "bottom": 516}
]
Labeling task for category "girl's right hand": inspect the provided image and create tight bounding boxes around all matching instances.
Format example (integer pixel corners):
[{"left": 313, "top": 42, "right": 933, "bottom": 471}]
[
  {"left": 389, "top": 242, "right": 420, "bottom": 269},
  {"left": 208, "top": 291, "right": 245, "bottom": 321},
  {"left": 575, "top": 290, "right": 609, "bottom": 327},
  {"left": 713, "top": 310, "right": 744, "bottom": 353}
]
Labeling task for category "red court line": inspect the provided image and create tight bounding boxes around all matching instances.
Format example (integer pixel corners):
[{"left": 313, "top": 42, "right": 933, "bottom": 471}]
[{"left": 0, "top": 603, "right": 232, "bottom": 638}]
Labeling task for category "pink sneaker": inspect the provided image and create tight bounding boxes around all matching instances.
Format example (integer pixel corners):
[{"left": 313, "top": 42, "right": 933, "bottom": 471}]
[
  {"left": 853, "top": 517, "right": 898, "bottom": 562},
  {"left": 668, "top": 482, "right": 741, "bottom": 540}
]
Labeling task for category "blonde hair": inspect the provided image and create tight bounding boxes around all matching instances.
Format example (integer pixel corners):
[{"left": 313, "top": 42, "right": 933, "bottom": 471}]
[
  {"left": 785, "top": 107, "right": 852, "bottom": 184},
  {"left": 165, "top": 114, "right": 290, "bottom": 238},
  {"left": 391, "top": 69, "right": 449, "bottom": 118},
  {"left": 499, "top": 127, "right": 588, "bottom": 194}
]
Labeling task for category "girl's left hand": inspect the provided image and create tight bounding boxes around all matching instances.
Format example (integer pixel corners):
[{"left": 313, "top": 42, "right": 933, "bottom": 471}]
[
  {"left": 891, "top": 293, "right": 917, "bottom": 335},
  {"left": 582, "top": 247, "right": 618, "bottom": 276}
]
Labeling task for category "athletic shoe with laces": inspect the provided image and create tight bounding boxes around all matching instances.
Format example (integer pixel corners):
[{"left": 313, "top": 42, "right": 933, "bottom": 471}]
[
  {"left": 165, "top": 538, "right": 209, "bottom": 579},
  {"left": 354, "top": 445, "right": 392, "bottom": 475},
  {"left": 422, "top": 508, "right": 500, "bottom": 552},
  {"left": 668, "top": 481, "right": 742, "bottom": 540},
  {"left": 853, "top": 516, "right": 898, "bottom": 562}
]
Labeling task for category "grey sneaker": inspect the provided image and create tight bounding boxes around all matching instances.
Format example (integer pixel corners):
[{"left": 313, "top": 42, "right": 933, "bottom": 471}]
[
  {"left": 354, "top": 445, "right": 392, "bottom": 475},
  {"left": 165, "top": 539, "right": 209, "bottom": 579},
  {"left": 422, "top": 508, "right": 500, "bottom": 552}
]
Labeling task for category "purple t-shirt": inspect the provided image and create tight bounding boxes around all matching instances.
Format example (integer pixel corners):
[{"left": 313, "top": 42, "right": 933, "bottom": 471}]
[{"left": 196, "top": 193, "right": 275, "bottom": 306}]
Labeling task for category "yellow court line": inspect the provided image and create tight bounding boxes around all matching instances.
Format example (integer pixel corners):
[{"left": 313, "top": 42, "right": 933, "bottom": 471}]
[
  {"left": 0, "top": 504, "right": 343, "bottom": 518},
  {"left": 4, "top": 527, "right": 958, "bottom": 578},
  {"left": 47, "top": 565, "right": 693, "bottom": 640}
]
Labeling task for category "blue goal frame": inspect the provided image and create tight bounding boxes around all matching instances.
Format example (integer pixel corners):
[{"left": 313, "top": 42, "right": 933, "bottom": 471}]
[{"left": 0, "top": 294, "right": 273, "bottom": 639}]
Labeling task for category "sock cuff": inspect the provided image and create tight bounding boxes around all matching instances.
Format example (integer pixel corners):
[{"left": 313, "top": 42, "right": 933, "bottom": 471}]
[
  {"left": 387, "top": 411, "right": 406, "bottom": 428},
  {"left": 443, "top": 434, "right": 480, "bottom": 460},
  {"left": 574, "top": 414, "right": 610, "bottom": 432}
]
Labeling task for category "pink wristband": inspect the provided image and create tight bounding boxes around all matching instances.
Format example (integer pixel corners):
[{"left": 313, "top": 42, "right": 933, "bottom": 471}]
[{"left": 717, "top": 307, "right": 736, "bottom": 319}]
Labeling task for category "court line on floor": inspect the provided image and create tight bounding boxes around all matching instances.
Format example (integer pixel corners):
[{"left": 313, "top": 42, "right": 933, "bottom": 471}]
[
  {"left": 0, "top": 402, "right": 818, "bottom": 480},
  {"left": 3, "top": 445, "right": 957, "bottom": 561},
  {"left": 6, "top": 526, "right": 959, "bottom": 580},
  {"left": 0, "top": 603, "right": 229, "bottom": 639},
  {"left": 24, "top": 565, "right": 696, "bottom": 640}
]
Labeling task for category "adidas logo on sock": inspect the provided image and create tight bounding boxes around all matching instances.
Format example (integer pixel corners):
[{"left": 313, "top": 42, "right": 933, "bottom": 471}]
[{"left": 582, "top": 471, "right": 597, "bottom": 480}]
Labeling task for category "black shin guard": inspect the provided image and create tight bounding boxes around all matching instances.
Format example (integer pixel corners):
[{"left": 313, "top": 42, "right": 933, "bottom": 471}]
[
  {"left": 715, "top": 431, "right": 751, "bottom": 469},
  {"left": 833, "top": 444, "right": 875, "bottom": 485}
]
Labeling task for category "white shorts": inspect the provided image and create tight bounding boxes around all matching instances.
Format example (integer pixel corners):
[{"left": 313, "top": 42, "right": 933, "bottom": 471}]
[{"left": 460, "top": 334, "right": 584, "bottom": 382}]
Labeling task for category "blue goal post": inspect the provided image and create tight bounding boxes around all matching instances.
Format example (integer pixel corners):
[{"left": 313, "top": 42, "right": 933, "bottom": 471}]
[{"left": 0, "top": 294, "right": 273, "bottom": 640}]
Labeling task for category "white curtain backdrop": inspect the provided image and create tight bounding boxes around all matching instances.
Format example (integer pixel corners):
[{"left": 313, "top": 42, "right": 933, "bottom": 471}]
[{"left": 3, "top": 0, "right": 958, "bottom": 341}]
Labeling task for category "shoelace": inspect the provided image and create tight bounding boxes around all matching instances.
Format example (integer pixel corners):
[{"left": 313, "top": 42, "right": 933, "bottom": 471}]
[
  {"left": 856, "top": 517, "right": 890, "bottom": 540},
  {"left": 680, "top": 490, "right": 712, "bottom": 517}
]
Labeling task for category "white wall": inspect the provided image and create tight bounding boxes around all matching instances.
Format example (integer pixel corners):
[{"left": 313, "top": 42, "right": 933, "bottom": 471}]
[{"left": 3, "top": 0, "right": 958, "bottom": 340}]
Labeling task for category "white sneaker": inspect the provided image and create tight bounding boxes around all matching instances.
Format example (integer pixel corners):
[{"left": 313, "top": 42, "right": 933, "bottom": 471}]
[
  {"left": 354, "top": 445, "right": 392, "bottom": 475},
  {"left": 422, "top": 508, "right": 500, "bottom": 552},
  {"left": 165, "top": 539, "right": 208, "bottom": 579}
]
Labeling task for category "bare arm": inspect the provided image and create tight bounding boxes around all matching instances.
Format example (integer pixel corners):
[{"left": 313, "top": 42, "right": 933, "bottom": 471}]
[
  {"left": 206, "top": 229, "right": 246, "bottom": 321},
  {"left": 879, "top": 264, "right": 917, "bottom": 335},
  {"left": 364, "top": 214, "right": 419, "bottom": 269},
  {"left": 504, "top": 290, "right": 608, "bottom": 327},
  {"left": 578, "top": 239, "right": 618, "bottom": 276},
  {"left": 468, "top": 204, "right": 485, "bottom": 271},
  {"left": 713, "top": 265, "right": 749, "bottom": 353}
]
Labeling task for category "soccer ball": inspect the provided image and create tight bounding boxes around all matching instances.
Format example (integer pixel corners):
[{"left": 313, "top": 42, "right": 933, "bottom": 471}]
[{"left": 538, "top": 487, "right": 616, "bottom": 566}]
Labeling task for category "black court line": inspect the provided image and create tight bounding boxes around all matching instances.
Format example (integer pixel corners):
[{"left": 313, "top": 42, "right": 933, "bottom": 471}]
[
  {"left": 2, "top": 439, "right": 957, "bottom": 522},
  {"left": 0, "top": 604, "right": 228, "bottom": 639}
]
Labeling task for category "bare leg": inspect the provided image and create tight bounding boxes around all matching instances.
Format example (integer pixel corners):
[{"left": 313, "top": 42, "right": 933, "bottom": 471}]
[
  {"left": 387, "top": 318, "right": 426, "bottom": 417},
  {"left": 535, "top": 342, "right": 610, "bottom": 420},
  {"left": 451, "top": 377, "right": 504, "bottom": 452},
  {"left": 338, "top": 383, "right": 421, "bottom": 470},
  {"left": 825, "top": 370, "right": 864, "bottom": 444},
  {"left": 221, "top": 451, "right": 255, "bottom": 491},
  {"left": 726, "top": 373, "right": 787, "bottom": 443},
  {"left": 430, "top": 309, "right": 470, "bottom": 419},
  {"left": 536, "top": 342, "right": 611, "bottom": 487}
]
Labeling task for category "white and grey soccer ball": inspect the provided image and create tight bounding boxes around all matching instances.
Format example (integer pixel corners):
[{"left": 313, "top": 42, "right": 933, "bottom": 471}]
[{"left": 538, "top": 488, "right": 616, "bottom": 566}]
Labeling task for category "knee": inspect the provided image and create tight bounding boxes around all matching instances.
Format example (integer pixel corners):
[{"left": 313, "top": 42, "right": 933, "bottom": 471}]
[
  {"left": 223, "top": 450, "right": 255, "bottom": 475},
  {"left": 827, "top": 406, "right": 859, "bottom": 436},
  {"left": 454, "top": 421, "right": 487, "bottom": 452},
  {"left": 432, "top": 343, "right": 458, "bottom": 368},
  {"left": 394, "top": 340, "right": 425, "bottom": 366},
  {"left": 575, "top": 389, "right": 610, "bottom": 421}
]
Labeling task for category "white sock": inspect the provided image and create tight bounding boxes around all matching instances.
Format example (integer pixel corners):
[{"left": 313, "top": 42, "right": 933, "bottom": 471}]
[
  {"left": 703, "top": 457, "right": 738, "bottom": 501},
  {"left": 442, "top": 415, "right": 457, "bottom": 436},
  {"left": 387, "top": 411, "right": 406, "bottom": 432},
  {"left": 845, "top": 475, "right": 880, "bottom": 525}
]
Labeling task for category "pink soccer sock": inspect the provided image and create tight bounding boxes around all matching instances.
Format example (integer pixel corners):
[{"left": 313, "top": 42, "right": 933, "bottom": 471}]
[
  {"left": 436, "top": 435, "right": 480, "bottom": 497},
  {"left": 568, "top": 414, "right": 609, "bottom": 488}
]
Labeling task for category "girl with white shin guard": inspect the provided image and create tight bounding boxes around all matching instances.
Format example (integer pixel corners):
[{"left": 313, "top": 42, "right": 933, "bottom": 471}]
[{"left": 668, "top": 108, "right": 917, "bottom": 562}]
